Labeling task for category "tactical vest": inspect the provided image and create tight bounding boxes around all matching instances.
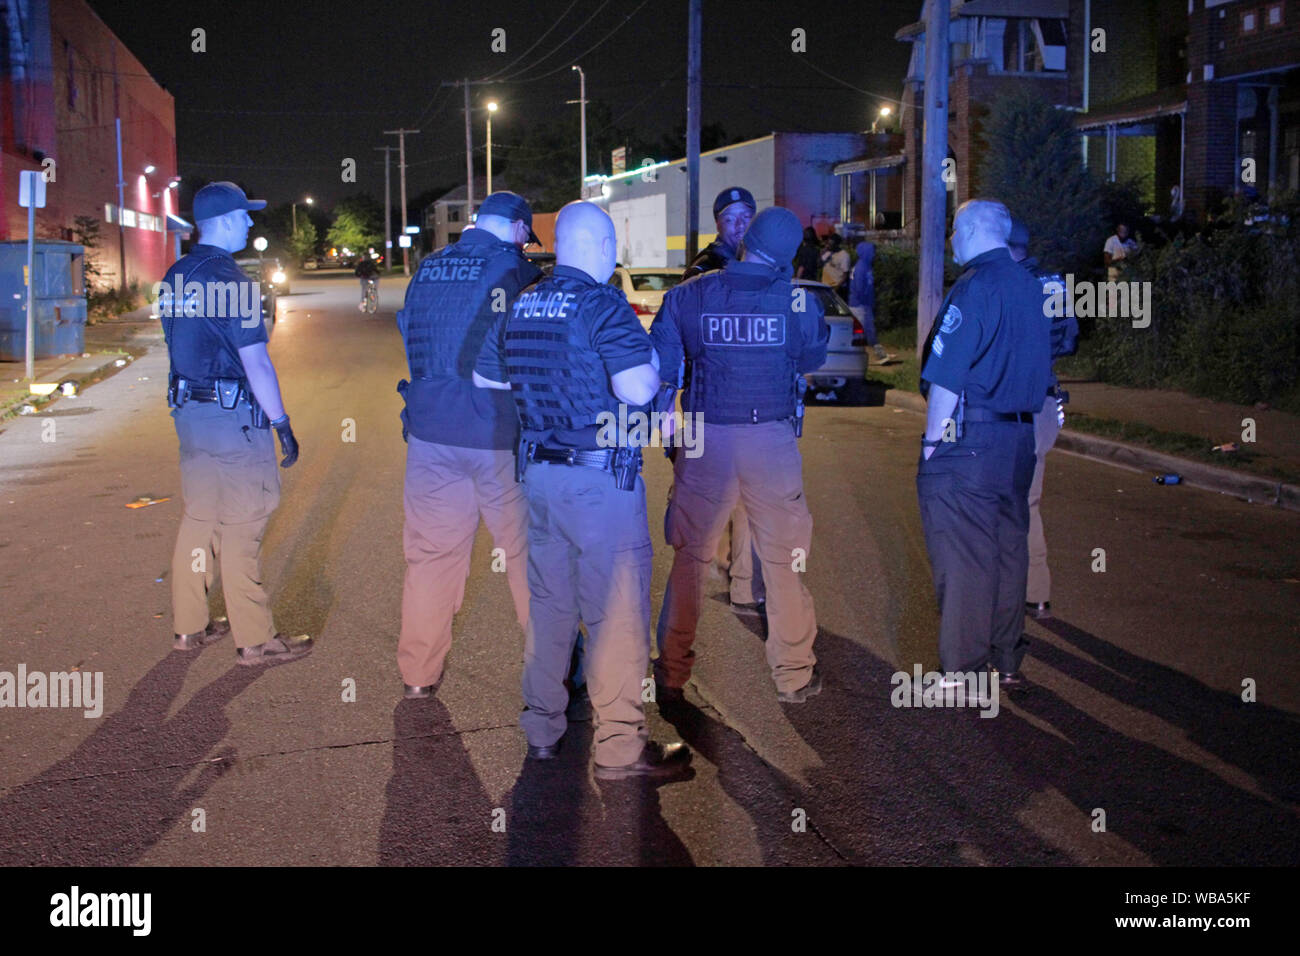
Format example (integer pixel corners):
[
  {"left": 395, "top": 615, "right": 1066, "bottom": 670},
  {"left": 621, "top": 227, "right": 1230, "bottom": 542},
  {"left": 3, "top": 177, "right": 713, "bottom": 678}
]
[
  {"left": 504, "top": 274, "right": 623, "bottom": 438},
  {"left": 398, "top": 236, "right": 522, "bottom": 381},
  {"left": 680, "top": 270, "right": 803, "bottom": 424}
]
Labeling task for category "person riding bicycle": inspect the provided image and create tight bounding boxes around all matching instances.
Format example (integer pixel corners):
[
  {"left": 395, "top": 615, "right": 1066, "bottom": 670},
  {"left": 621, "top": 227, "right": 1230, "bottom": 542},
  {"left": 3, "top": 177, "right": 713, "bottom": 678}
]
[{"left": 355, "top": 256, "right": 379, "bottom": 310}]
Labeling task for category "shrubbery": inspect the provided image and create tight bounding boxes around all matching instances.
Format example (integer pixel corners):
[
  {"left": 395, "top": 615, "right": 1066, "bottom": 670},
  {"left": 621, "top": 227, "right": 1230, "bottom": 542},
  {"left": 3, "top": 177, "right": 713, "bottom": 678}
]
[{"left": 1089, "top": 198, "right": 1299, "bottom": 405}]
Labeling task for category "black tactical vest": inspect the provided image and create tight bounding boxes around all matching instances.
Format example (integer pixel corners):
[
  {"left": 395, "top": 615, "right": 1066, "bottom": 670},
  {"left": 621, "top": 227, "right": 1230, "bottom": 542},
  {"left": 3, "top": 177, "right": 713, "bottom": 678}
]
[
  {"left": 677, "top": 269, "right": 804, "bottom": 424},
  {"left": 504, "top": 271, "right": 627, "bottom": 440}
]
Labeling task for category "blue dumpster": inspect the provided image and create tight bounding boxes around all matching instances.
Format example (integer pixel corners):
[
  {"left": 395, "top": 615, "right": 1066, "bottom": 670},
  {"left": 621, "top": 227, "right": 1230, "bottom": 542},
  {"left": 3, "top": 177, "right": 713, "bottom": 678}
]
[{"left": 0, "top": 240, "right": 88, "bottom": 361}]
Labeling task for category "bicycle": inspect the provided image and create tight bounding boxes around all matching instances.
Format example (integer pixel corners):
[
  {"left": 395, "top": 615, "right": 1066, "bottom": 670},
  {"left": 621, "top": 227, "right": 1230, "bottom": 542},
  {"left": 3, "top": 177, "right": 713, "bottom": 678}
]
[{"left": 361, "top": 278, "right": 379, "bottom": 314}]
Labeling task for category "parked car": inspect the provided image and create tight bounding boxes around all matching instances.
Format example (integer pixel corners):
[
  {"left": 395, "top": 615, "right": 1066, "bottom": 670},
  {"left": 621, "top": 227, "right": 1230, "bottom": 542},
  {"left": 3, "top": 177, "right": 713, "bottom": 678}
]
[
  {"left": 608, "top": 266, "right": 684, "bottom": 329},
  {"left": 236, "top": 257, "right": 290, "bottom": 295},
  {"left": 302, "top": 256, "right": 320, "bottom": 271},
  {"left": 794, "top": 279, "right": 868, "bottom": 401},
  {"left": 236, "top": 260, "right": 277, "bottom": 334}
]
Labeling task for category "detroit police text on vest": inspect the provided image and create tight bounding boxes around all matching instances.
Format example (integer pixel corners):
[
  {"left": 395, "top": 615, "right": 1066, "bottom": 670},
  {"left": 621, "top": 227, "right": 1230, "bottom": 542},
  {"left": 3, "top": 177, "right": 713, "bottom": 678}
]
[
  {"left": 701, "top": 313, "right": 787, "bottom": 346},
  {"left": 417, "top": 255, "right": 485, "bottom": 282}
]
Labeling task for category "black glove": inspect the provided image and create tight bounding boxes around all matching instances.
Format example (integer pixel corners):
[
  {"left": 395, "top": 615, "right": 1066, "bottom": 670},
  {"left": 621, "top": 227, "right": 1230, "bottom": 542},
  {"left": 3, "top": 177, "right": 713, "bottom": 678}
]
[{"left": 271, "top": 415, "right": 299, "bottom": 468}]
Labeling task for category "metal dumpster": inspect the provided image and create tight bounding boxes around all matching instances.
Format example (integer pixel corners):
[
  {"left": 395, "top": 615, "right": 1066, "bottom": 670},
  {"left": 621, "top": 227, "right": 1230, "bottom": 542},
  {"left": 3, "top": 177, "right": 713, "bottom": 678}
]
[{"left": 0, "top": 240, "right": 88, "bottom": 361}]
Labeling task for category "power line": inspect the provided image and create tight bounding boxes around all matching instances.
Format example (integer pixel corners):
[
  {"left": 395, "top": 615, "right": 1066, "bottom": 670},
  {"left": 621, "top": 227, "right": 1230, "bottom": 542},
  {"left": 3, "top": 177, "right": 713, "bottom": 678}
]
[
  {"left": 511, "top": 0, "right": 652, "bottom": 83},
  {"left": 793, "top": 54, "right": 904, "bottom": 106},
  {"left": 491, "top": 0, "right": 613, "bottom": 82},
  {"left": 481, "top": 1, "right": 580, "bottom": 81}
]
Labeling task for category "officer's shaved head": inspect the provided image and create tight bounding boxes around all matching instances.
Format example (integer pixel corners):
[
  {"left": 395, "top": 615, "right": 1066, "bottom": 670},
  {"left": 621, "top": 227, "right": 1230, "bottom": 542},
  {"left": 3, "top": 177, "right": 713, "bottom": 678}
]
[
  {"left": 950, "top": 199, "right": 1011, "bottom": 266},
  {"left": 555, "top": 201, "right": 617, "bottom": 283},
  {"left": 196, "top": 209, "right": 253, "bottom": 254}
]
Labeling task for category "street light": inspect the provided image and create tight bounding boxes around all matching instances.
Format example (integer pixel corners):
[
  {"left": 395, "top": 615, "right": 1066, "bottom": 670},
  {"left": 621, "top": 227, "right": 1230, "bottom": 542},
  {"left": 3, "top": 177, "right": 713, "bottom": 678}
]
[
  {"left": 872, "top": 105, "right": 893, "bottom": 133},
  {"left": 144, "top": 163, "right": 156, "bottom": 174},
  {"left": 486, "top": 101, "right": 498, "bottom": 195},
  {"left": 569, "top": 65, "right": 587, "bottom": 193}
]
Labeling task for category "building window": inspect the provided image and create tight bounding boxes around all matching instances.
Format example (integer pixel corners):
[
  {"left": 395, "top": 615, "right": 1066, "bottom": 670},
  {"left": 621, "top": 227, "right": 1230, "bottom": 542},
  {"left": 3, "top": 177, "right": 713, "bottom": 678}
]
[
  {"left": 1266, "top": 3, "right": 1284, "bottom": 27},
  {"left": 449, "top": 208, "right": 460, "bottom": 222},
  {"left": 1241, "top": 9, "right": 1258, "bottom": 34},
  {"left": 104, "top": 204, "right": 116, "bottom": 224},
  {"left": 121, "top": 208, "right": 137, "bottom": 228}
]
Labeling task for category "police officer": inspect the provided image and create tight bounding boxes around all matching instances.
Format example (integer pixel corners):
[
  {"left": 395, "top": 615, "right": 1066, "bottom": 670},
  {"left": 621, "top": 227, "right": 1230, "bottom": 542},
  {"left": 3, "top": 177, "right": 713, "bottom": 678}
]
[
  {"left": 684, "top": 186, "right": 755, "bottom": 277},
  {"left": 652, "top": 206, "right": 829, "bottom": 704},
  {"left": 1007, "top": 219, "right": 1078, "bottom": 620},
  {"left": 395, "top": 191, "right": 541, "bottom": 699},
  {"left": 917, "top": 199, "right": 1051, "bottom": 687},
  {"left": 159, "top": 181, "right": 309, "bottom": 666},
  {"left": 682, "top": 186, "right": 764, "bottom": 612},
  {"left": 474, "top": 200, "right": 690, "bottom": 781}
]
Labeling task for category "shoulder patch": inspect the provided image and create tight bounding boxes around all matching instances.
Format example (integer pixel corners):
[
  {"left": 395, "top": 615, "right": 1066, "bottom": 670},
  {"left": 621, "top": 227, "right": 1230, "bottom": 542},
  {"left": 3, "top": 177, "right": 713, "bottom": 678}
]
[
  {"left": 932, "top": 335, "right": 945, "bottom": 356},
  {"left": 939, "top": 304, "right": 962, "bottom": 335}
]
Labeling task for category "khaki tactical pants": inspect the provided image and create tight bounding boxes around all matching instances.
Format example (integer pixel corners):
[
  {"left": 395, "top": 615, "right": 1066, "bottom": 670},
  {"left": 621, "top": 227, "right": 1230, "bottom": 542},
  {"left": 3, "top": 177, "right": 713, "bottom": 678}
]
[
  {"left": 520, "top": 463, "right": 653, "bottom": 768},
  {"left": 716, "top": 502, "right": 765, "bottom": 605},
  {"left": 170, "top": 402, "right": 280, "bottom": 649},
  {"left": 1027, "top": 394, "right": 1062, "bottom": 605},
  {"left": 399, "top": 436, "right": 530, "bottom": 688},
  {"left": 656, "top": 421, "right": 817, "bottom": 694}
]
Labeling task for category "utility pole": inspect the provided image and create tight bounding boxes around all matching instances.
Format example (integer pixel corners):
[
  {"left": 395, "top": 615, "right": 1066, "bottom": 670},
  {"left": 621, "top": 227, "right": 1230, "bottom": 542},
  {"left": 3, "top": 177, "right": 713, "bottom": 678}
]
[
  {"left": 917, "top": 0, "right": 950, "bottom": 359},
  {"left": 374, "top": 146, "right": 394, "bottom": 272},
  {"left": 568, "top": 65, "right": 588, "bottom": 195},
  {"left": 383, "top": 128, "right": 419, "bottom": 275},
  {"left": 685, "top": 0, "right": 702, "bottom": 263},
  {"left": 442, "top": 79, "right": 496, "bottom": 229},
  {"left": 112, "top": 46, "right": 126, "bottom": 291}
]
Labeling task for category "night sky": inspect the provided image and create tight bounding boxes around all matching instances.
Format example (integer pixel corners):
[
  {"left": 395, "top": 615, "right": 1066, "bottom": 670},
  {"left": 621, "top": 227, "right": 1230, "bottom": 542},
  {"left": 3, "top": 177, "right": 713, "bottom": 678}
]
[{"left": 87, "top": 0, "right": 920, "bottom": 209}]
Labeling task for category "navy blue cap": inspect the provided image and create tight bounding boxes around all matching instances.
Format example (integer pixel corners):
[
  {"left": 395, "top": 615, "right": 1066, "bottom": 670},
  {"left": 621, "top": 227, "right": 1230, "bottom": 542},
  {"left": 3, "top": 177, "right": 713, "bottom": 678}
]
[
  {"left": 193, "top": 181, "right": 266, "bottom": 221},
  {"left": 713, "top": 186, "right": 756, "bottom": 219},
  {"left": 1008, "top": 218, "right": 1030, "bottom": 248},
  {"left": 743, "top": 206, "right": 802, "bottom": 266},
  {"left": 477, "top": 191, "right": 540, "bottom": 246}
]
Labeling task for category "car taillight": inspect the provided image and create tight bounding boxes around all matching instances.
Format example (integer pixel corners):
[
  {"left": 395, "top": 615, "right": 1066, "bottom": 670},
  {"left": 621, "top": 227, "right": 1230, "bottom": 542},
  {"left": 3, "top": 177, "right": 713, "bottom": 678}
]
[
  {"left": 850, "top": 315, "right": 864, "bottom": 336},
  {"left": 632, "top": 303, "right": 654, "bottom": 316}
]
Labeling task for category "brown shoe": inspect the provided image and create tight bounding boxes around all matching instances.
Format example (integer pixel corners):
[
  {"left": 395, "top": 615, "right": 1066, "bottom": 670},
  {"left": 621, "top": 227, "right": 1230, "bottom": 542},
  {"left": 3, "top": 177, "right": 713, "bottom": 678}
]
[
  {"left": 236, "top": 633, "right": 314, "bottom": 667},
  {"left": 593, "top": 741, "right": 692, "bottom": 781},
  {"left": 173, "top": 617, "right": 230, "bottom": 651}
]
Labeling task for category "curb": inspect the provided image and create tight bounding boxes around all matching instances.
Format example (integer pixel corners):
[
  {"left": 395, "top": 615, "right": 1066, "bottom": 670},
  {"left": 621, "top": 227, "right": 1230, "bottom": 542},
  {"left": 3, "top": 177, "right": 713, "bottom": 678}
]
[
  {"left": 879, "top": 387, "right": 1300, "bottom": 513},
  {"left": 0, "top": 352, "right": 138, "bottom": 421}
]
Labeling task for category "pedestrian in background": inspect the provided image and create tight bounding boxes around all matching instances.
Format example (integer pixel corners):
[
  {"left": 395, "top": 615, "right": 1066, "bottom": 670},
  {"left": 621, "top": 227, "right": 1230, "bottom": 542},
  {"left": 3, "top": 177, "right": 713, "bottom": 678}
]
[
  {"left": 819, "top": 233, "right": 850, "bottom": 297},
  {"left": 794, "top": 226, "right": 821, "bottom": 280},
  {"left": 652, "top": 206, "right": 829, "bottom": 705},
  {"left": 1103, "top": 222, "right": 1138, "bottom": 280},
  {"left": 393, "top": 191, "right": 541, "bottom": 700},
  {"left": 159, "top": 181, "right": 309, "bottom": 666},
  {"left": 848, "top": 240, "right": 892, "bottom": 364},
  {"left": 917, "top": 199, "right": 1050, "bottom": 689},
  {"left": 475, "top": 200, "right": 691, "bottom": 781}
]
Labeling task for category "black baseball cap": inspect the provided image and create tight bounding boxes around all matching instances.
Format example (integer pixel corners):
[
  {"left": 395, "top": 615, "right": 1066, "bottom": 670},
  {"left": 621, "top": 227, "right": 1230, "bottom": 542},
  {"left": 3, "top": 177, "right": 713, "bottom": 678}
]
[
  {"left": 713, "top": 186, "right": 756, "bottom": 219},
  {"left": 477, "top": 191, "right": 540, "bottom": 246},
  {"left": 193, "top": 181, "right": 266, "bottom": 221}
]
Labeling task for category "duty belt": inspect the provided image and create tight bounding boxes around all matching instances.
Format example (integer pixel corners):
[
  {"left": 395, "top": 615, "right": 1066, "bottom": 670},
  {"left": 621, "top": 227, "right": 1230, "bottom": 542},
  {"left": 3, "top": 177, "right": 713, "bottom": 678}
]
[
  {"left": 963, "top": 407, "right": 1035, "bottom": 424},
  {"left": 528, "top": 444, "right": 617, "bottom": 469}
]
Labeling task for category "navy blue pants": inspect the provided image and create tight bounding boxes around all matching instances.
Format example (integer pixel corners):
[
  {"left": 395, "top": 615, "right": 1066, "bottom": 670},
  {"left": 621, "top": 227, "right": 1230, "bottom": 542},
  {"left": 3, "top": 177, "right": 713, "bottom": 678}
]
[{"left": 916, "top": 421, "right": 1036, "bottom": 674}]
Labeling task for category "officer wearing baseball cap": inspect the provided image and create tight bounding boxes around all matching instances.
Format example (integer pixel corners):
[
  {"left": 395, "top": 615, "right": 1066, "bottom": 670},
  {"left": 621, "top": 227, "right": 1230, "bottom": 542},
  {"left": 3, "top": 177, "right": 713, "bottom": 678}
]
[
  {"left": 1006, "top": 218, "right": 1078, "bottom": 621},
  {"left": 683, "top": 186, "right": 756, "bottom": 279},
  {"left": 652, "top": 206, "right": 829, "bottom": 704},
  {"left": 680, "top": 186, "right": 766, "bottom": 616},
  {"left": 917, "top": 199, "right": 1051, "bottom": 689},
  {"left": 159, "top": 180, "right": 310, "bottom": 666},
  {"left": 393, "top": 190, "right": 541, "bottom": 700},
  {"left": 474, "top": 200, "right": 691, "bottom": 781}
]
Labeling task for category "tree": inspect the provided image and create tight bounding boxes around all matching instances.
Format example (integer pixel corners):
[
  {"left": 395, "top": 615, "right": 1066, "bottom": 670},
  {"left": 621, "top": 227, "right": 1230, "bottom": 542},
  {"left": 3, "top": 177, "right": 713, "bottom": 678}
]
[
  {"left": 977, "top": 88, "right": 1105, "bottom": 274},
  {"left": 71, "top": 215, "right": 106, "bottom": 291},
  {"left": 290, "top": 219, "right": 318, "bottom": 263},
  {"left": 326, "top": 195, "right": 383, "bottom": 252}
]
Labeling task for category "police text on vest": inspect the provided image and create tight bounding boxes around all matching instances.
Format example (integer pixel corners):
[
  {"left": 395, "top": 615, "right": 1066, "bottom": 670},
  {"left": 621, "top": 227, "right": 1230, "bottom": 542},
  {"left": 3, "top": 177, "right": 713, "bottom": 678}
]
[{"left": 701, "top": 313, "right": 786, "bottom": 346}]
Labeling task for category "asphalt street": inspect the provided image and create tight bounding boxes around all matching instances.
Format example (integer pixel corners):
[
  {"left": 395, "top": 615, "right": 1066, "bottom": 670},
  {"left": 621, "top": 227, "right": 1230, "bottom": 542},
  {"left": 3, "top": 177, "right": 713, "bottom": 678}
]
[{"left": 0, "top": 274, "right": 1296, "bottom": 866}]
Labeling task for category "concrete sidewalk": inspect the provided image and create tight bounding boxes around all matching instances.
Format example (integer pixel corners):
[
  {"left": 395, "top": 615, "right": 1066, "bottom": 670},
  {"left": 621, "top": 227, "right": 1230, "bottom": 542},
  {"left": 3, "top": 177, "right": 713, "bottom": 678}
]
[{"left": 0, "top": 305, "right": 158, "bottom": 421}]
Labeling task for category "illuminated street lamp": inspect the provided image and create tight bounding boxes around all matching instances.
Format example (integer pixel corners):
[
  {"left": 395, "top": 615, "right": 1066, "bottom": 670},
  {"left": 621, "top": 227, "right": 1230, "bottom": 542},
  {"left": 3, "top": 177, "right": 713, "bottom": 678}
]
[
  {"left": 292, "top": 195, "right": 313, "bottom": 235},
  {"left": 872, "top": 105, "right": 893, "bottom": 133}
]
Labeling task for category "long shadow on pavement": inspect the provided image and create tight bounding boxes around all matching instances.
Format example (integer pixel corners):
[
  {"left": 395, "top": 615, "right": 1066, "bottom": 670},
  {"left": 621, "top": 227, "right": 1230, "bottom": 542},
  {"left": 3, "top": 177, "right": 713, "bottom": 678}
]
[
  {"left": 377, "top": 698, "right": 501, "bottom": 865},
  {"left": 0, "top": 651, "right": 265, "bottom": 865},
  {"left": 978, "top": 616, "right": 1300, "bottom": 865}
]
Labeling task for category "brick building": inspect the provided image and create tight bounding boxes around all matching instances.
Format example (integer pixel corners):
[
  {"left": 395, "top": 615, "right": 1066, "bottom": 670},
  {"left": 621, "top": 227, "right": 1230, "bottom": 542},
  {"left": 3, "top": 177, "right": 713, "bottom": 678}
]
[
  {"left": 1, "top": 0, "right": 181, "bottom": 288},
  {"left": 893, "top": 0, "right": 1299, "bottom": 229}
]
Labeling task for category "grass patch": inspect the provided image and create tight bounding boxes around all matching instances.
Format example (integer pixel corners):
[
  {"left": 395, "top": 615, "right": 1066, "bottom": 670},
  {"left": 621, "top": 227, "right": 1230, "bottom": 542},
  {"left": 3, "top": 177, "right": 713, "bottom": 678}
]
[{"left": 1065, "top": 412, "right": 1299, "bottom": 485}]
